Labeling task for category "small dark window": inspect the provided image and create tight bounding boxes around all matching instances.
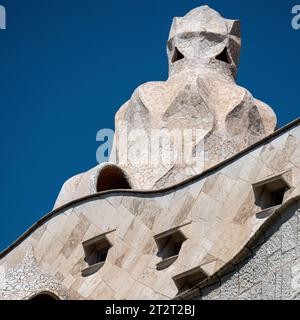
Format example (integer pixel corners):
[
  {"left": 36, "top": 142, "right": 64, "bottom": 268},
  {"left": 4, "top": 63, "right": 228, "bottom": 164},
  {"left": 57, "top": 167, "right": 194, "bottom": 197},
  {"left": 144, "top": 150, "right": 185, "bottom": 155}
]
[
  {"left": 215, "top": 47, "right": 230, "bottom": 64},
  {"left": 96, "top": 248, "right": 109, "bottom": 264},
  {"left": 30, "top": 292, "right": 60, "bottom": 300},
  {"left": 84, "top": 240, "right": 111, "bottom": 267},
  {"left": 253, "top": 173, "right": 291, "bottom": 211},
  {"left": 155, "top": 229, "right": 186, "bottom": 270},
  {"left": 81, "top": 233, "right": 113, "bottom": 277},
  {"left": 159, "top": 235, "right": 182, "bottom": 258},
  {"left": 171, "top": 47, "right": 185, "bottom": 63},
  {"left": 271, "top": 188, "right": 286, "bottom": 207},
  {"left": 97, "top": 166, "right": 131, "bottom": 192}
]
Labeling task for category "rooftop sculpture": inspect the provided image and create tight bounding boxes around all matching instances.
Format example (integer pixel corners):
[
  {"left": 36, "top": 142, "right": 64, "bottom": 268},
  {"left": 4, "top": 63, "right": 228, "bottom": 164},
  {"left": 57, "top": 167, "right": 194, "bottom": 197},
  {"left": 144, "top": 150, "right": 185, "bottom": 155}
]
[
  {"left": 1, "top": 6, "right": 299, "bottom": 301},
  {"left": 55, "top": 6, "right": 277, "bottom": 207},
  {"left": 109, "top": 5, "right": 277, "bottom": 189}
]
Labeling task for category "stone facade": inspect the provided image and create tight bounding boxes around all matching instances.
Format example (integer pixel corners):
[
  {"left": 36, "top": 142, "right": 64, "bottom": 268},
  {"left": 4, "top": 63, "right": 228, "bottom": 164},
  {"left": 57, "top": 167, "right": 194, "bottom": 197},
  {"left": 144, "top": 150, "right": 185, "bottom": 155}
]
[
  {"left": 0, "top": 119, "right": 299, "bottom": 300},
  {"left": 181, "top": 201, "right": 300, "bottom": 300},
  {"left": 54, "top": 6, "right": 276, "bottom": 207},
  {"left": 0, "top": 246, "right": 68, "bottom": 300},
  {"left": 110, "top": 6, "right": 276, "bottom": 190},
  {"left": 0, "top": 6, "right": 299, "bottom": 300}
]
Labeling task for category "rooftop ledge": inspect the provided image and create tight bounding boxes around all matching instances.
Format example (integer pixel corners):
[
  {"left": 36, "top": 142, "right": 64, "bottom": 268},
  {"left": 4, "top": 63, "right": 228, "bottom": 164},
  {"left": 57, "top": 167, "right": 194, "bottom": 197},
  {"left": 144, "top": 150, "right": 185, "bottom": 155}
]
[{"left": 0, "top": 117, "right": 300, "bottom": 259}]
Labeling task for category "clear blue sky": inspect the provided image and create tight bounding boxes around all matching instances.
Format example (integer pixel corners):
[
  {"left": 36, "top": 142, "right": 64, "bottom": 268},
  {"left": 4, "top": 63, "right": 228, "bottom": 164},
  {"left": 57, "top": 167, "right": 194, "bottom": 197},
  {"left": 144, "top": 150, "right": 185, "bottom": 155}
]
[{"left": 0, "top": 0, "right": 299, "bottom": 252}]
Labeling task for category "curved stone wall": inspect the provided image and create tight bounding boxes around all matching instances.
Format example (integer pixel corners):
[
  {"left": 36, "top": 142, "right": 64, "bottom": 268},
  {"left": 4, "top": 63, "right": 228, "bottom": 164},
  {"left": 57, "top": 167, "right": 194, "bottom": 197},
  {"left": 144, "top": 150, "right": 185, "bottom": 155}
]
[
  {"left": 189, "top": 200, "right": 300, "bottom": 300},
  {"left": 0, "top": 120, "right": 299, "bottom": 300}
]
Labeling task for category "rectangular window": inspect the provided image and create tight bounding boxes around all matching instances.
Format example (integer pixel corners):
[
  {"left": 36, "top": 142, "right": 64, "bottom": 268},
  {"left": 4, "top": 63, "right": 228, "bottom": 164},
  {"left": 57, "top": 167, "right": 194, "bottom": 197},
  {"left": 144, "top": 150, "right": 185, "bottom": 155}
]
[
  {"left": 252, "top": 171, "right": 292, "bottom": 210},
  {"left": 81, "top": 231, "right": 114, "bottom": 277}
]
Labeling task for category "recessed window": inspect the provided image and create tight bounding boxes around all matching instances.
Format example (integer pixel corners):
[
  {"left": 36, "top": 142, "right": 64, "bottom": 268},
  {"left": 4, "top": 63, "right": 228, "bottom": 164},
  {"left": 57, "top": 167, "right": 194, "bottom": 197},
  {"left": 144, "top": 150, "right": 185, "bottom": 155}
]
[
  {"left": 155, "top": 229, "right": 186, "bottom": 270},
  {"left": 97, "top": 165, "right": 131, "bottom": 193},
  {"left": 173, "top": 267, "right": 207, "bottom": 294},
  {"left": 270, "top": 188, "right": 286, "bottom": 207},
  {"left": 81, "top": 232, "right": 113, "bottom": 277},
  {"left": 96, "top": 250, "right": 108, "bottom": 264},
  {"left": 253, "top": 172, "right": 291, "bottom": 211},
  {"left": 171, "top": 47, "right": 185, "bottom": 63},
  {"left": 215, "top": 47, "right": 230, "bottom": 64},
  {"left": 30, "top": 292, "right": 60, "bottom": 300}
]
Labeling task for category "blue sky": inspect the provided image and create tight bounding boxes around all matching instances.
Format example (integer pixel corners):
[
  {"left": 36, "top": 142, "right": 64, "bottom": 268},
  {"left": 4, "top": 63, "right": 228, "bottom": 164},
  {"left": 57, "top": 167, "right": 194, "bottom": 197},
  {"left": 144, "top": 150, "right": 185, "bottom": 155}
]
[{"left": 0, "top": 0, "right": 299, "bottom": 251}]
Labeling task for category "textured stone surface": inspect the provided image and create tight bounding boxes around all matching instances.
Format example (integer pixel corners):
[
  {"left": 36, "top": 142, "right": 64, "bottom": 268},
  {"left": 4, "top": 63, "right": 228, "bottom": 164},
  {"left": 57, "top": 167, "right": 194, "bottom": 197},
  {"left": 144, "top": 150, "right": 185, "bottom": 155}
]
[
  {"left": 0, "top": 246, "right": 68, "bottom": 300},
  {"left": 109, "top": 6, "right": 277, "bottom": 190},
  {"left": 55, "top": 5, "right": 277, "bottom": 207},
  {"left": 0, "top": 5, "right": 299, "bottom": 301},
  {"left": 0, "top": 121, "right": 299, "bottom": 300},
  {"left": 192, "top": 200, "right": 300, "bottom": 300}
]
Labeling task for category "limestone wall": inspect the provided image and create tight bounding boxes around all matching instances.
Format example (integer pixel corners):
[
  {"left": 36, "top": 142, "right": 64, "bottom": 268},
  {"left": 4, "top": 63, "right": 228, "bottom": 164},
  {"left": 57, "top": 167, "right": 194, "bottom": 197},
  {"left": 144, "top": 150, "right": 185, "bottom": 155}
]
[
  {"left": 0, "top": 121, "right": 299, "bottom": 300},
  {"left": 191, "top": 200, "right": 300, "bottom": 300}
]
